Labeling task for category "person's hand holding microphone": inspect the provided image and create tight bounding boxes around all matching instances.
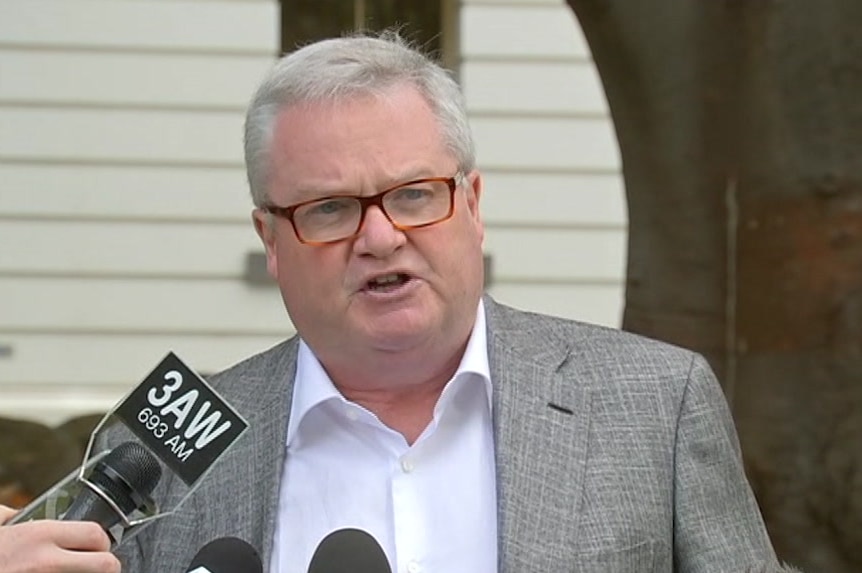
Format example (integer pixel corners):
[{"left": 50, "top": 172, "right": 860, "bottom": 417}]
[{"left": 0, "top": 503, "right": 119, "bottom": 573}]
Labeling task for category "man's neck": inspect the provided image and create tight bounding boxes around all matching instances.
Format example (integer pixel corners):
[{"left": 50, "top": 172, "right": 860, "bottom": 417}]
[{"left": 335, "top": 377, "right": 449, "bottom": 445}]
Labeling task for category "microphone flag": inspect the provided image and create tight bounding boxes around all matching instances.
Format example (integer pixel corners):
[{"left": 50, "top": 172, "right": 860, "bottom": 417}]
[{"left": 7, "top": 351, "right": 249, "bottom": 548}]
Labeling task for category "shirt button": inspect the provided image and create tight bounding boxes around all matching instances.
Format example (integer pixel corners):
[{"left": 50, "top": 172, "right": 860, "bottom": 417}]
[
  {"left": 406, "top": 561, "right": 421, "bottom": 573},
  {"left": 400, "top": 457, "right": 415, "bottom": 473}
]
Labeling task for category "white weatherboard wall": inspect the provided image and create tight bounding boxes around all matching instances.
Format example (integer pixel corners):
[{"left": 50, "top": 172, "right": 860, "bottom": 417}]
[
  {"left": 461, "top": 0, "right": 626, "bottom": 325},
  {"left": 0, "top": 0, "right": 626, "bottom": 425},
  {"left": 0, "top": 0, "right": 284, "bottom": 424}
]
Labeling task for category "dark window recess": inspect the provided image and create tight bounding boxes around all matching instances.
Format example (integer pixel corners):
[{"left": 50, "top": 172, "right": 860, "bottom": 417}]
[{"left": 280, "top": 0, "right": 442, "bottom": 57}]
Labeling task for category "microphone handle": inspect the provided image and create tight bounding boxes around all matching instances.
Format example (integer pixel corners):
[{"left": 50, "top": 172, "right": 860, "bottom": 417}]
[{"left": 62, "top": 486, "right": 124, "bottom": 530}]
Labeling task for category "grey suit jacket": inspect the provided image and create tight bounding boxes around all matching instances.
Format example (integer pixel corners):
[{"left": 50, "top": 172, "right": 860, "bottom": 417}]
[{"left": 114, "top": 297, "right": 776, "bottom": 572}]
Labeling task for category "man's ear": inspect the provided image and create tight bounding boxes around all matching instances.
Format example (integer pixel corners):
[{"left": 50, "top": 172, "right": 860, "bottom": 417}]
[
  {"left": 465, "top": 169, "right": 483, "bottom": 217},
  {"left": 252, "top": 209, "right": 279, "bottom": 279},
  {"left": 465, "top": 170, "right": 484, "bottom": 243}
]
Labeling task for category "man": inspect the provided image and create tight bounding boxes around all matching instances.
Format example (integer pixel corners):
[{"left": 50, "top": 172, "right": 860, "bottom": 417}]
[{"left": 2, "top": 32, "right": 780, "bottom": 573}]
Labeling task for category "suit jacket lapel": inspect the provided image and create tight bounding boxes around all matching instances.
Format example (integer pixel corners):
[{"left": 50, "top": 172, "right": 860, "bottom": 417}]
[
  {"left": 212, "top": 337, "right": 298, "bottom": 565},
  {"left": 256, "top": 338, "right": 299, "bottom": 566},
  {"left": 485, "top": 298, "right": 593, "bottom": 572}
]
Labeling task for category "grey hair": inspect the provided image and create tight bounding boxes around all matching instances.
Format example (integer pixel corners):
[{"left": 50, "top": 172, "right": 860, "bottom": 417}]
[{"left": 243, "top": 30, "right": 476, "bottom": 207}]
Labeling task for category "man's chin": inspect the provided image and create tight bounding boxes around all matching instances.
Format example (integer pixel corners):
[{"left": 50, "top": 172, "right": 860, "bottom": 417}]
[{"left": 360, "top": 319, "right": 437, "bottom": 353}]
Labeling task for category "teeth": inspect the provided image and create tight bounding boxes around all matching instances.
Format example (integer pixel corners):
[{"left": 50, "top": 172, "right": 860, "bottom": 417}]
[{"left": 371, "top": 273, "right": 400, "bottom": 286}]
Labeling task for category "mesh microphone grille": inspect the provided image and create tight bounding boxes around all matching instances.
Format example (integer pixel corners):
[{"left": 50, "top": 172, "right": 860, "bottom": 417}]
[{"left": 91, "top": 441, "right": 162, "bottom": 514}]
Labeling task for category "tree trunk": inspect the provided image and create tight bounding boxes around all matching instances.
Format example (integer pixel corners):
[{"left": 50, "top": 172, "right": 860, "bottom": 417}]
[{"left": 566, "top": 1, "right": 862, "bottom": 571}]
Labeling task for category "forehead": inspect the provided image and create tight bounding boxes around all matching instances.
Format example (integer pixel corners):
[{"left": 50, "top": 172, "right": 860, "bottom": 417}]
[{"left": 267, "top": 85, "right": 455, "bottom": 199}]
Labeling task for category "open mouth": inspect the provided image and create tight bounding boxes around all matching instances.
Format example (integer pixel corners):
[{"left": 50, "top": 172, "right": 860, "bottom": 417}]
[{"left": 365, "top": 273, "right": 412, "bottom": 292}]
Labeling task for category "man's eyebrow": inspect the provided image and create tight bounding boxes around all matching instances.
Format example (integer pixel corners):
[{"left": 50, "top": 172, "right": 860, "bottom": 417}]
[
  {"left": 283, "top": 169, "right": 442, "bottom": 201},
  {"left": 288, "top": 183, "right": 353, "bottom": 201},
  {"left": 384, "top": 169, "right": 442, "bottom": 187}
]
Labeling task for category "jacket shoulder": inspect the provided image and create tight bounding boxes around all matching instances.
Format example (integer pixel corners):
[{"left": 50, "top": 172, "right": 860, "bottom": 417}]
[{"left": 485, "top": 298, "right": 701, "bottom": 372}]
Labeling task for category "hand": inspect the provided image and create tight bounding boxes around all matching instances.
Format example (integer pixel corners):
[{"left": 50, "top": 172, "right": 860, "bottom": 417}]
[{"left": 0, "top": 506, "right": 119, "bottom": 573}]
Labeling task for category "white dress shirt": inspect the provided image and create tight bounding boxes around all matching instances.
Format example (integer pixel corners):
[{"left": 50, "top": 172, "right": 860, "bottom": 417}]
[{"left": 269, "top": 302, "right": 497, "bottom": 573}]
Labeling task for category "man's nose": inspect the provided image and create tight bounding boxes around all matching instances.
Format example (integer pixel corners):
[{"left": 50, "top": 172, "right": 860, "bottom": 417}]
[{"left": 353, "top": 205, "right": 405, "bottom": 255}]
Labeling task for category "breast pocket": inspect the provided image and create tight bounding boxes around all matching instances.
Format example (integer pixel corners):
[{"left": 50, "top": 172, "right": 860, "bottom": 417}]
[{"left": 572, "top": 540, "right": 658, "bottom": 572}]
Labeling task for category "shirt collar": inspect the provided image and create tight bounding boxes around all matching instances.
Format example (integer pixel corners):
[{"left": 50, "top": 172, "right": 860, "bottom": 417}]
[
  {"left": 286, "top": 300, "right": 492, "bottom": 446},
  {"left": 447, "top": 298, "right": 492, "bottom": 411}
]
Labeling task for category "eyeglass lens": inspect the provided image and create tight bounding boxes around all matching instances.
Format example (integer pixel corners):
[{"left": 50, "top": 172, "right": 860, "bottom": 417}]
[{"left": 293, "top": 179, "right": 453, "bottom": 243}]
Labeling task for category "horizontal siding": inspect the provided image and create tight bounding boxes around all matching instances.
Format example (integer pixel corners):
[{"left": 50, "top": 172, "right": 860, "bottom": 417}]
[
  {"left": 481, "top": 171, "right": 626, "bottom": 226},
  {"left": 0, "top": 50, "right": 275, "bottom": 109},
  {"left": 0, "top": 0, "right": 278, "bottom": 54},
  {"left": 488, "top": 283, "right": 623, "bottom": 327},
  {"left": 485, "top": 228, "right": 625, "bottom": 281},
  {"left": 461, "top": 1, "right": 625, "bottom": 330},
  {"left": 471, "top": 116, "right": 620, "bottom": 170},
  {"left": 0, "top": 333, "right": 286, "bottom": 386},
  {"left": 0, "top": 221, "right": 260, "bottom": 278},
  {"left": 0, "top": 163, "right": 252, "bottom": 222},
  {"left": 0, "top": 281, "right": 621, "bottom": 426},
  {"left": 0, "top": 108, "right": 244, "bottom": 165},
  {"left": 0, "top": 278, "right": 290, "bottom": 334},
  {"left": 0, "top": 393, "right": 124, "bottom": 426},
  {"left": 0, "top": 282, "right": 624, "bottom": 342},
  {"left": 0, "top": 0, "right": 630, "bottom": 425},
  {"left": 461, "top": 3, "right": 589, "bottom": 60},
  {"left": 3, "top": 111, "right": 619, "bottom": 170},
  {"left": 0, "top": 221, "right": 624, "bottom": 282},
  {"left": 462, "top": 61, "right": 608, "bottom": 114},
  {"left": 0, "top": 165, "right": 626, "bottom": 226},
  {"left": 0, "top": 0, "right": 281, "bottom": 424},
  {"left": 0, "top": 281, "right": 624, "bottom": 388}
]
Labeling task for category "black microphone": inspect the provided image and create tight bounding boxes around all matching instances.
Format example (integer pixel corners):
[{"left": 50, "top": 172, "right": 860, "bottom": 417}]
[
  {"left": 62, "top": 441, "right": 162, "bottom": 531},
  {"left": 307, "top": 528, "right": 392, "bottom": 573},
  {"left": 185, "top": 537, "right": 263, "bottom": 573}
]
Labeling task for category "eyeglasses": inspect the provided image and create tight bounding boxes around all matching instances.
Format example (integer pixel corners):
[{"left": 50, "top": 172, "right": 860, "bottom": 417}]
[{"left": 261, "top": 172, "right": 464, "bottom": 245}]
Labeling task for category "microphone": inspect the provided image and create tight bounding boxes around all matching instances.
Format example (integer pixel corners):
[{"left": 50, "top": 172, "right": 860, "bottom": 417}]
[
  {"left": 62, "top": 441, "right": 162, "bottom": 531},
  {"left": 6, "top": 352, "right": 248, "bottom": 552},
  {"left": 185, "top": 537, "right": 263, "bottom": 573},
  {"left": 307, "top": 528, "right": 391, "bottom": 573}
]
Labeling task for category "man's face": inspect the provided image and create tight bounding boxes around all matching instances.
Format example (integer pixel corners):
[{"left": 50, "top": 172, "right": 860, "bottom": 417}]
[{"left": 253, "top": 84, "right": 485, "bottom": 370}]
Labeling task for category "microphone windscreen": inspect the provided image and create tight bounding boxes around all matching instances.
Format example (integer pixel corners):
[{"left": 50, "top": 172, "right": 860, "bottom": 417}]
[
  {"left": 91, "top": 441, "right": 162, "bottom": 513},
  {"left": 187, "top": 537, "right": 263, "bottom": 573},
  {"left": 61, "top": 441, "right": 162, "bottom": 527},
  {"left": 307, "top": 528, "right": 391, "bottom": 573}
]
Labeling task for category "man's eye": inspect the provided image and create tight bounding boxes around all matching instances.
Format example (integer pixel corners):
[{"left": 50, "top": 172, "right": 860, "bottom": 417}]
[
  {"left": 309, "top": 199, "right": 349, "bottom": 215},
  {"left": 393, "top": 187, "right": 432, "bottom": 201}
]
